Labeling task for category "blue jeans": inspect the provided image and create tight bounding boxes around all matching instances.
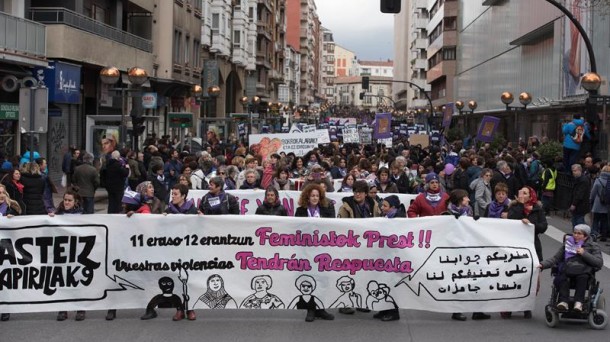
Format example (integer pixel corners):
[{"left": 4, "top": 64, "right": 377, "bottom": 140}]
[
  {"left": 563, "top": 147, "right": 580, "bottom": 171},
  {"left": 571, "top": 214, "right": 586, "bottom": 228}
]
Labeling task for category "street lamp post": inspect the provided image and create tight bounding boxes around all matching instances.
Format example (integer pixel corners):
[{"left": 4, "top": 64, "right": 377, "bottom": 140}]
[
  {"left": 240, "top": 96, "right": 260, "bottom": 135},
  {"left": 455, "top": 100, "right": 477, "bottom": 135},
  {"left": 200, "top": 85, "right": 221, "bottom": 139},
  {"left": 99, "top": 66, "right": 149, "bottom": 150},
  {"left": 500, "top": 91, "right": 532, "bottom": 143}
]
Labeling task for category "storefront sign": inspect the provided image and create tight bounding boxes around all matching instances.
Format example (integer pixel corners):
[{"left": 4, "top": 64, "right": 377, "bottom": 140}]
[
  {"left": 142, "top": 93, "right": 157, "bottom": 109},
  {"left": 0, "top": 102, "right": 18, "bottom": 120},
  {"left": 168, "top": 112, "right": 193, "bottom": 128},
  {"left": 37, "top": 61, "right": 82, "bottom": 104}
]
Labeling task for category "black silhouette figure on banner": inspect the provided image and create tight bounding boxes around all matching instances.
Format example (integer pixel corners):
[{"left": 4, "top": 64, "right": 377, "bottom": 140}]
[
  {"left": 240, "top": 275, "right": 285, "bottom": 309},
  {"left": 192, "top": 274, "right": 237, "bottom": 309},
  {"left": 330, "top": 276, "right": 363, "bottom": 315},
  {"left": 288, "top": 275, "right": 334, "bottom": 322},
  {"left": 141, "top": 277, "right": 184, "bottom": 321},
  {"left": 365, "top": 280, "right": 400, "bottom": 321}
]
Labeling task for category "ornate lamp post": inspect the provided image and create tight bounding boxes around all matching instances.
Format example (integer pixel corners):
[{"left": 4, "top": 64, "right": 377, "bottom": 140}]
[
  {"left": 99, "top": 66, "right": 148, "bottom": 149},
  {"left": 501, "top": 91, "right": 532, "bottom": 143}
]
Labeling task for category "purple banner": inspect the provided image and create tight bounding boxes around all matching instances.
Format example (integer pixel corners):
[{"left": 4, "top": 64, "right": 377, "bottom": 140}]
[
  {"left": 442, "top": 103, "right": 454, "bottom": 128},
  {"left": 476, "top": 116, "right": 501, "bottom": 143},
  {"left": 373, "top": 112, "right": 392, "bottom": 139}
]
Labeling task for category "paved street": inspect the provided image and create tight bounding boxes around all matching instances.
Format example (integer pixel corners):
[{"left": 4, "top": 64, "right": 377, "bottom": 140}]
[{"left": 2, "top": 200, "right": 610, "bottom": 342}]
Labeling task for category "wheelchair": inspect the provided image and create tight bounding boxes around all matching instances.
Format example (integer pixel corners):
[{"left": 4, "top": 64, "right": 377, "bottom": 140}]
[{"left": 544, "top": 266, "right": 607, "bottom": 329}]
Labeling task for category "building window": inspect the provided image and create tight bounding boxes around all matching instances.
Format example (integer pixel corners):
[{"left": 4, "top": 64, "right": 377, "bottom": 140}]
[
  {"left": 212, "top": 13, "right": 219, "bottom": 32},
  {"left": 233, "top": 30, "right": 241, "bottom": 48},
  {"left": 444, "top": 16, "right": 457, "bottom": 31},
  {"left": 92, "top": 4, "right": 106, "bottom": 24},
  {"left": 173, "top": 29, "right": 182, "bottom": 63},
  {"left": 193, "top": 40, "right": 200, "bottom": 68},
  {"left": 185, "top": 35, "right": 190, "bottom": 65},
  {"left": 443, "top": 47, "right": 456, "bottom": 60}
]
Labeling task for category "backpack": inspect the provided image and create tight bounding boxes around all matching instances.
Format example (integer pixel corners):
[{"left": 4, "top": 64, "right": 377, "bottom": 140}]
[
  {"left": 572, "top": 123, "right": 585, "bottom": 143},
  {"left": 596, "top": 178, "right": 610, "bottom": 206}
]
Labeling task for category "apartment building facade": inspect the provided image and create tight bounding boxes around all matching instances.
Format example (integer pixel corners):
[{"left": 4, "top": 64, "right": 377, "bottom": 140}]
[{"left": 0, "top": 0, "right": 47, "bottom": 159}]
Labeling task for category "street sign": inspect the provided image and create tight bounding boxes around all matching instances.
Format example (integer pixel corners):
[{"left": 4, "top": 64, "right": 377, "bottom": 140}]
[
  {"left": 168, "top": 112, "right": 193, "bottom": 128},
  {"left": 142, "top": 92, "right": 157, "bottom": 108},
  {"left": 19, "top": 87, "right": 48, "bottom": 133},
  {"left": 0, "top": 102, "right": 18, "bottom": 120},
  {"left": 593, "top": 96, "right": 610, "bottom": 105}
]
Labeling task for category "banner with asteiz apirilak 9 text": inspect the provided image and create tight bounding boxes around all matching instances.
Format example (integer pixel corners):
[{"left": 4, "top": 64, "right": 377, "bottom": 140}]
[{"left": 0, "top": 215, "right": 538, "bottom": 313}]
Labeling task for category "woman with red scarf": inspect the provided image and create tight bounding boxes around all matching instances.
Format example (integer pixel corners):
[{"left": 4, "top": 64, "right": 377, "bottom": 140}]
[
  {"left": 2, "top": 168, "right": 25, "bottom": 213},
  {"left": 506, "top": 185, "right": 548, "bottom": 319}
]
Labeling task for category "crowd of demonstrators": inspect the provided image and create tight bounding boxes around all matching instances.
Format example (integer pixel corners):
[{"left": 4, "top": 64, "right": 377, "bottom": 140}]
[{"left": 2, "top": 116, "right": 609, "bottom": 322}]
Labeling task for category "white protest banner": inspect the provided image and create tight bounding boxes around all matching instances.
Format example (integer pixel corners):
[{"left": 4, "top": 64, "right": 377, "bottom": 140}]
[
  {"left": 342, "top": 127, "right": 360, "bottom": 143},
  {"left": 303, "top": 124, "right": 316, "bottom": 133},
  {"left": 329, "top": 117, "right": 357, "bottom": 125},
  {"left": 316, "top": 129, "right": 331, "bottom": 144},
  {"left": 0, "top": 215, "right": 538, "bottom": 314},
  {"left": 186, "top": 190, "right": 418, "bottom": 216},
  {"left": 360, "top": 128, "right": 373, "bottom": 144},
  {"left": 249, "top": 132, "right": 318, "bottom": 158},
  {"left": 377, "top": 137, "right": 393, "bottom": 148}
]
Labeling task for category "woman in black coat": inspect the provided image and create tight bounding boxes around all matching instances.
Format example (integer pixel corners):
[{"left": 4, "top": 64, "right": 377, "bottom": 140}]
[
  {"left": 506, "top": 185, "right": 547, "bottom": 319},
  {"left": 104, "top": 151, "right": 129, "bottom": 214},
  {"left": 255, "top": 186, "right": 288, "bottom": 216},
  {"left": 20, "top": 162, "right": 47, "bottom": 215},
  {"left": 294, "top": 183, "right": 335, "bottom": 218}
]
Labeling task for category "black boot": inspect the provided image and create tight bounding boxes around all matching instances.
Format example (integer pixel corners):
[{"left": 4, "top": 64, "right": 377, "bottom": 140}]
[
  {"left": 315, "top": 309, "right": 335, "bottom": 320},
  {"left": 451, "top": 312, "right": 467, "bottom": 321},
  {"left": 56, "top": 311, "right": 68, "bottom": 321},
  {"left": 379, "top": 309, "right": 400, "bottom": 322},
  {"left": 339, "top": 307, "right": 355, "bottom": 314},
  {"left": 305, "top": 309, "right": 316, "bottom": 322},
  {"left": 472, "top": 312, "right": 491, "bottom": 320},
  {"left": 75, "top": 311, "right": 86, "bottom": 321},
  {"left": 105, "top": 309, "right": 116, "bottom": 321},
  {"left": 0, "top": 313, "right": 9, "bottom": 321},
  {"left": 140, "top": 309, "right": 158, "bottom": 320}
]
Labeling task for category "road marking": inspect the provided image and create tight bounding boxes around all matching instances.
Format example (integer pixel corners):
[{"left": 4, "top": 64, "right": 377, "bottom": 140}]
[{"left": 546, "top": 225, "right": 610, "bottom": 270}]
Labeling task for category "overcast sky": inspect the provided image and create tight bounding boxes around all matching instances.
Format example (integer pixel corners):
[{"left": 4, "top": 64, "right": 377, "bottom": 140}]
[{"left": 315, "top": 0, "right": 395, "bottom": 61}]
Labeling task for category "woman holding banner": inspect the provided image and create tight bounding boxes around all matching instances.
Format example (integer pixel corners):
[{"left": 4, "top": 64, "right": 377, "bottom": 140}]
[
  {"left": 295, "top": 184, "right": 335, "bottom": 218},
  {"left": 255, "top": 186, "right": 288, "bottom": 216},
  {"left": 0, "top": 184, "right": 20, "bottom": 321},
  {"left": 443, "top": 189, "right": 491, "bottom": 321},
  {"left": 48, "top": 187, "right": 87, "bottom": 321},
  {"left": 506, "top": 185, "right": 547, "bottom": 319}
]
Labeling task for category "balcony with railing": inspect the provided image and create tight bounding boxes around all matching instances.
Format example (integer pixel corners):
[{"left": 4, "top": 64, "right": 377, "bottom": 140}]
[
  {"left": 0, "top": 11, "right": 46, "bottom": 65},
  {"left": 30, "top": 7, "right": 152, "bottom": 52}
]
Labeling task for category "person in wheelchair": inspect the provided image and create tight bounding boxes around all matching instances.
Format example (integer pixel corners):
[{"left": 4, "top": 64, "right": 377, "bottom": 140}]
[{"left": 538, "top": 224, "right": 603, "bottom": 312}]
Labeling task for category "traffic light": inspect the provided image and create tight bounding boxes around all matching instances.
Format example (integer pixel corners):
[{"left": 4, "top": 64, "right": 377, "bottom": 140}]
[
  {"left": 362, "top": 76, "right": 369, "bottom": 90},
  {"left": 132, "top": 116, "right": 146, "bottom": 136},
  {"left": 380, "top": 0, "right": 401, "bottom": 13}
]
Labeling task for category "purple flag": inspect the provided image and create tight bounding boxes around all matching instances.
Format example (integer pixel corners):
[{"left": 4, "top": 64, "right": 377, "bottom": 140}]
[
  {"left": 476, "top": 116, "right": 501, "bottom": 143},
  {"left": 442, "top": 103, "right": 454, "bottom": 128},
  {"left": 373, "top": 112, "right": 392, "bottom": 139}
]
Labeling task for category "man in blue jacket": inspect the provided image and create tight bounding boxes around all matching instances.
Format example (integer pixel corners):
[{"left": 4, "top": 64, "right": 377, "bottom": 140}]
[{"left": 562, "top": 115, "right": 590, "bottom": 171}]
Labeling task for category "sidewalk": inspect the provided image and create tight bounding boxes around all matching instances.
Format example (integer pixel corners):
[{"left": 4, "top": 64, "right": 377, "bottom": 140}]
[{"left": 546, "top": 211, "right": 610, "bottom": 254}]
